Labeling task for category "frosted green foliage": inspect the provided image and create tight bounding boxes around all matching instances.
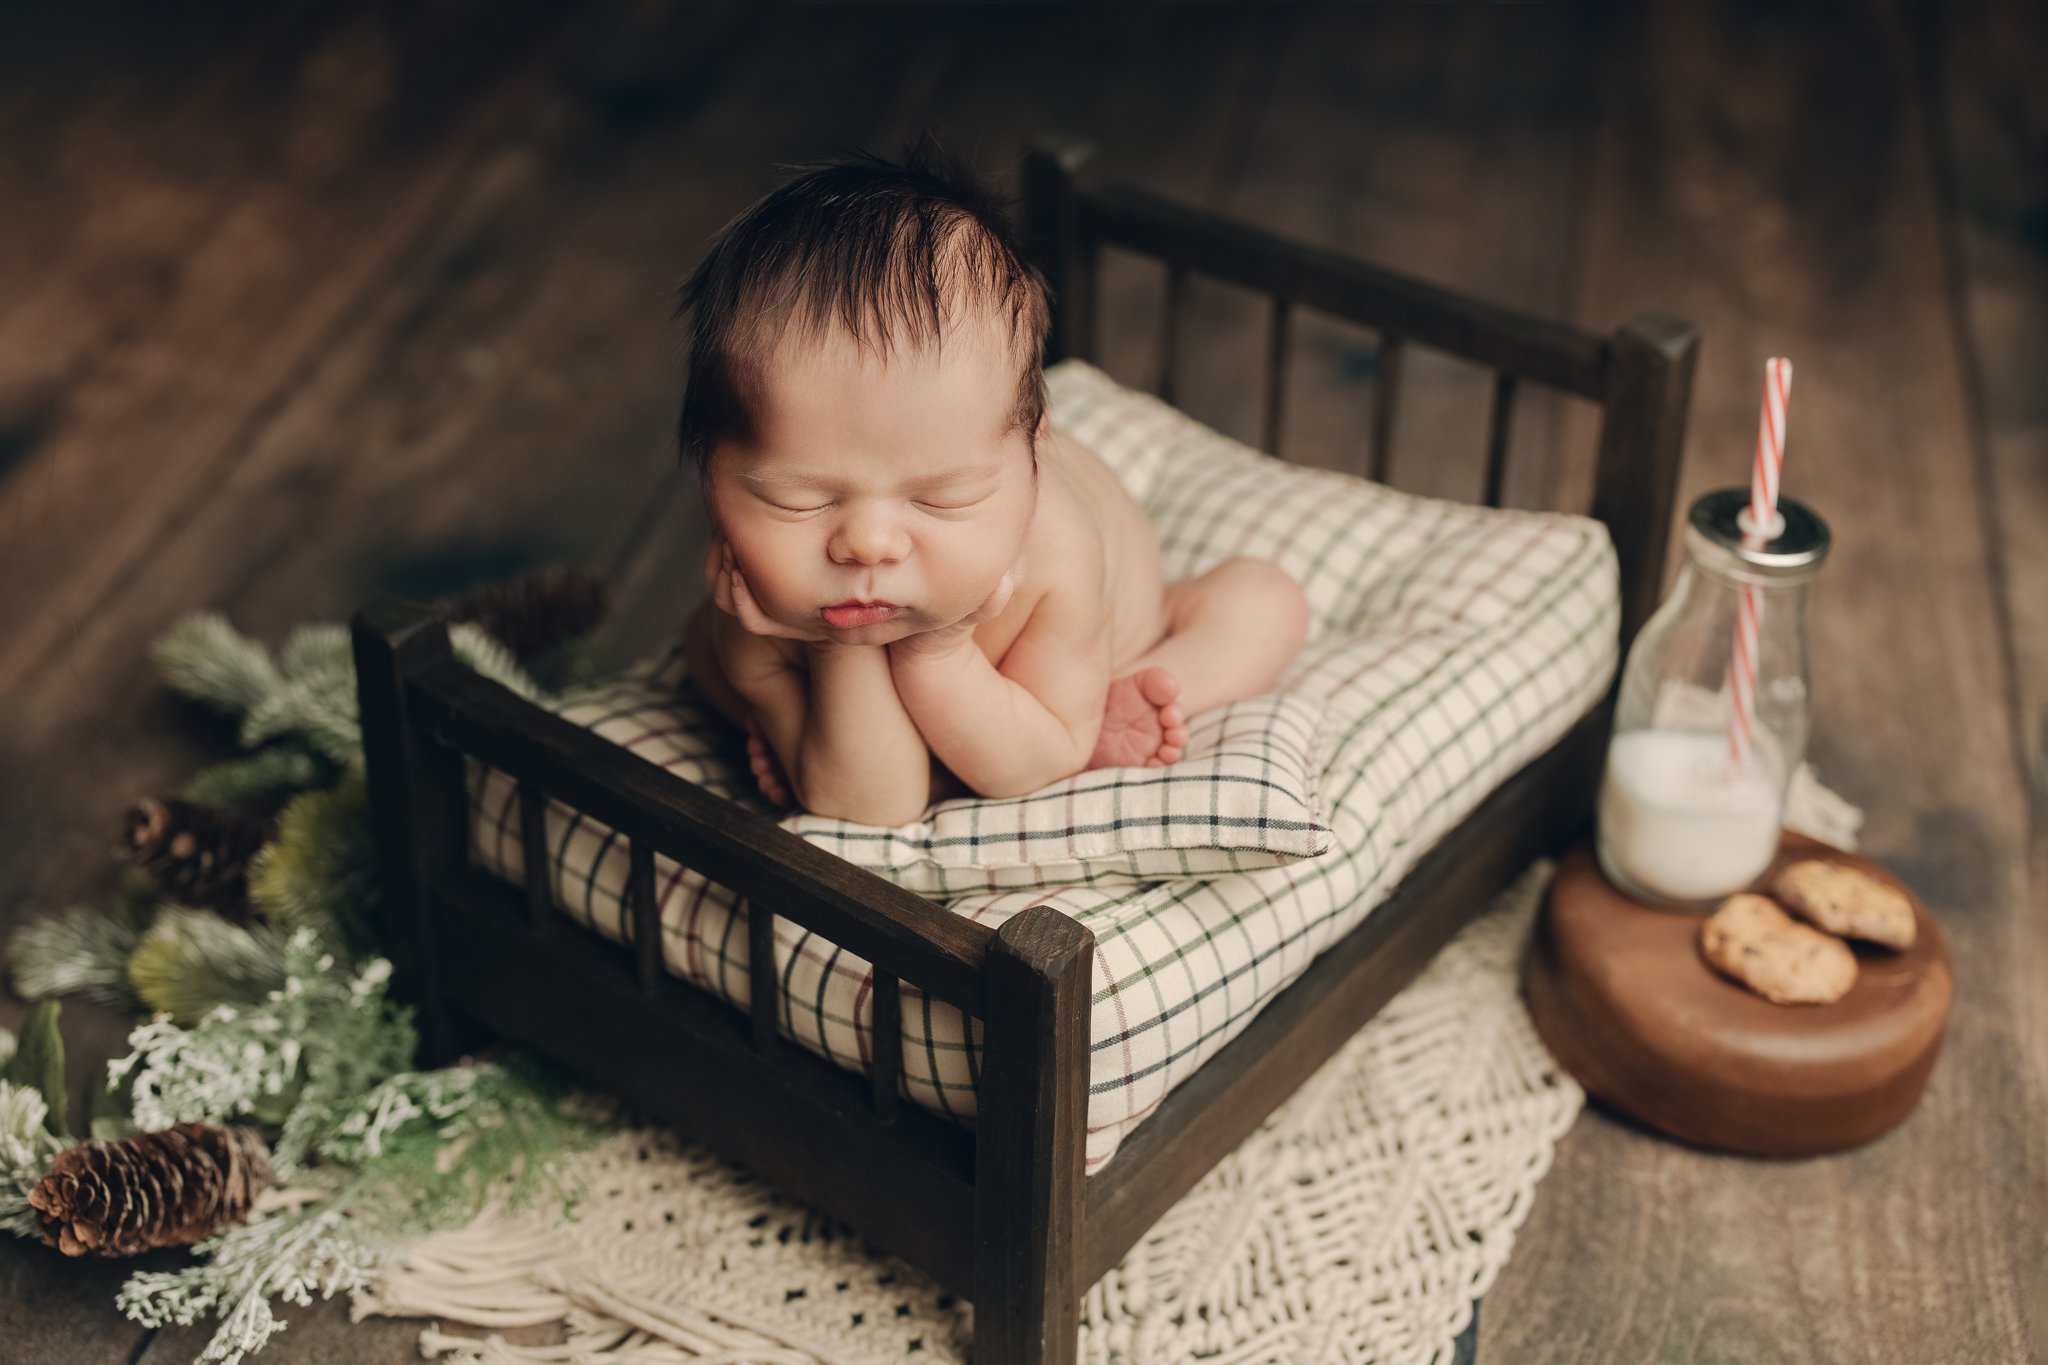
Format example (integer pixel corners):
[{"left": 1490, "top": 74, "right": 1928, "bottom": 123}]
[
  {"left": 109, "top": 929, "right": 418, "bottom": 1177},
  {"left": 153, "top": 613, "right": 284, "bottom": 718},
  {"left": 246, "top": 769, "right": 378, "bottom": 956},
  {"left": 6, "top": 882, "right": 154, "bottom": 1013},
  {"left": 152, "top": 611, "right": 550, "bottom": 777},
  {"left": 319, "top": 1055, "right": 606, "bottom": 1230},
  {"left": 128, "top": 907, "right": 291, "bottom": 1027},
  {"left": 184, "top": 745, "right": 333, "bottom": 814},
  {"left": 447, "top": 622, "right": 545, "bottom": 701},
  {"left": 117, "top": 1174, "right": 395, "bottom": 1365},
  {"left": 114, "top": 1055, "right": 605, "bottom": 1365},
  {"left": 0, "top": 1026, "right": 11, "bottom": 1068},
  {"left": 278, "top": 623, "right": 351, "bottom": 679},
  {"left": 0, "top": 1001, "right": 69, "bottom": 1139},
  {"left": 0, "top": 1079, "right": 68, "bottom": 1238},
  {"left": 237, "top": 677, "right": 362, "bottom": 767}
]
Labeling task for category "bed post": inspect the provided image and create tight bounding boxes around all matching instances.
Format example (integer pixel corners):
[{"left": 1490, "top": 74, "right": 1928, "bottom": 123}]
[
  {"left": 1022, "top": 136, "right": 1099, "bottom": 368},
  {"left": 1592, "top": 312, "right": 1699, "bottom": 653},
  {"left": 974, "top": 905, "right": 1094, "bottom": 1365},
  {"left": 351, "top": 596, "right": 473, "bottom": 1068}
]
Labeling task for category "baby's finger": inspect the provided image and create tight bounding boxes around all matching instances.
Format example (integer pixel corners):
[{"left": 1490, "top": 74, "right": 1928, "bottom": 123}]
[{"left": 729, "top": 567, "right": 774, "bottom": 633}]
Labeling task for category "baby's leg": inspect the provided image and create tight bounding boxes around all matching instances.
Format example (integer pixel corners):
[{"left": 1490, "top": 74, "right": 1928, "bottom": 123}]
[
  {"left": 1086, "top": 559, "right": 1309, "bottom": 771},
  {"left": 1120, "top": 558, "right": 1311, "bottom": 720}
]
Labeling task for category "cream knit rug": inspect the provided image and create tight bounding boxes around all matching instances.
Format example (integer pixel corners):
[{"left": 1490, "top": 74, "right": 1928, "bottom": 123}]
[{"left": 351, "top": 767, "right": 1863, "bottom": 1365}]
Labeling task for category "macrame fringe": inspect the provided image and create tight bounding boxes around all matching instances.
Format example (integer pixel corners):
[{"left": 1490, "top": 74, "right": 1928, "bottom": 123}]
[{"left": 357, "top": 765, "right": 1860, "bottom": 1365}]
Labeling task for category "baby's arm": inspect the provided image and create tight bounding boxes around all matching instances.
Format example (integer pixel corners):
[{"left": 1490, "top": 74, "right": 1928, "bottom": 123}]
[
  {"left": 701, "top": 564, "right": 932, "bottom": 827},
  {"left": 790, "top": 642, "right": 932, "bottom": 825},
  {"left": 888, "top": 572, "right": 1110, "bottom": 799}
]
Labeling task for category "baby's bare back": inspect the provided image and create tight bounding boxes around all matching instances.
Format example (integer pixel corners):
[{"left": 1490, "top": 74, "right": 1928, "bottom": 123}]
[{"left": 974, "top": 425, "right": 1167, "bottom": 672}]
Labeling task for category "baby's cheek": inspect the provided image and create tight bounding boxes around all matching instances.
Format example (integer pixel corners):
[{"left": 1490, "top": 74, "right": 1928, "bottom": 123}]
[{"left": 727, "top": 538, "right": 812, "bottom": 620}]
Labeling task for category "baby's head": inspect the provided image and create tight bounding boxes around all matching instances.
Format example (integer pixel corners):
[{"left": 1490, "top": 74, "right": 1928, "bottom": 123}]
[{"left": 676, "top": 137, "right": 1052, "bottom": 644}]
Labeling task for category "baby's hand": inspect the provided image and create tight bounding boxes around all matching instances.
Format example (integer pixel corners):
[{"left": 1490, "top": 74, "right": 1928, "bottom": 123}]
[
  {"left": 889, "top": 566, "right": 1019, "bottom": 664},
  {"left": 707, "top": 541, "right": 834, "bottom": 643}
]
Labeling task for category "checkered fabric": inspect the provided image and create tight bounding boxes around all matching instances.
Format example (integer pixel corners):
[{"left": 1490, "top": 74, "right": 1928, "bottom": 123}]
[
  {"left": 791, "top": 690, "right": 1332, "bottom": 894},
  {"left": 465, "top": 358, "right": 1619, "bottom": 1172}
]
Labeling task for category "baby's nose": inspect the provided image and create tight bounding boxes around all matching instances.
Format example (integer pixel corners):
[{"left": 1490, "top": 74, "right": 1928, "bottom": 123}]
[{"left": 830, "top": 507, "right": 910, "bottom": 565}]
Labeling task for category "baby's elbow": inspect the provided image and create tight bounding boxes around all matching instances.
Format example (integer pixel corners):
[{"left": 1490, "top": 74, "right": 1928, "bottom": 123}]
[{"left": 969, "top": 740, "right": 1091, "bottom": 801}]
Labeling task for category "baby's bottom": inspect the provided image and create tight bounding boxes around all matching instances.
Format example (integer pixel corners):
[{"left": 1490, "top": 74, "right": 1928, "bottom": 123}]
[{"left": 1088, "top": 558, "right": 1312, "bottom": 770}]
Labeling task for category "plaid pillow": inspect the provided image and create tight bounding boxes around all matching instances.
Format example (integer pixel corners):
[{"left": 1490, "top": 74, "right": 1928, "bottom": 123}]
[
  {"left": 514, "top": 649, "right": 1334, "bottom": 896},
  {"left": 791, "top": 693, "right": 1330, "bottom": 894}
]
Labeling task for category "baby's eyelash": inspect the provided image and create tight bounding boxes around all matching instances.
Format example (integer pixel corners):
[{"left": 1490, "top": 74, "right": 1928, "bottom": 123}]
[{"left": 759, "top": 493, "right": 982, "bottom": 513}]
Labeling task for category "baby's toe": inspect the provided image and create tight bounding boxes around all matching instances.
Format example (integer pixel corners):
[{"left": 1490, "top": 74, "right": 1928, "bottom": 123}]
[{"left": 1135, "top": 667, "right": 1181, "bottom": 708}]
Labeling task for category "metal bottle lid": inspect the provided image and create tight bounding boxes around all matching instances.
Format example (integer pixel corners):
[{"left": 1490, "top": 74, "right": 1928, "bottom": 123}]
[{"left": 1684, "top": 488, "right": 1831, "bottom": 581}]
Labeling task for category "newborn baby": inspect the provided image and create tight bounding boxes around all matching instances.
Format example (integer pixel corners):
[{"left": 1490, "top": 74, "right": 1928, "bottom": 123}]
[{"left": 677, "top": 140, "right": 1310, "bottom": 826}]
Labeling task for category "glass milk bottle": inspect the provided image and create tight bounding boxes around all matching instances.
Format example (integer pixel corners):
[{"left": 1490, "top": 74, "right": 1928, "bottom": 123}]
[{"left": 1596, "top": 489, "right": 1831, "bottom": 909}]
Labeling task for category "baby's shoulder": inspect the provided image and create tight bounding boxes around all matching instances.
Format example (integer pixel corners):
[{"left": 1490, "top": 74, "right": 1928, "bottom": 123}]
[{"left": 1023, "top": 471, "right": 1108, "bottom": 599}]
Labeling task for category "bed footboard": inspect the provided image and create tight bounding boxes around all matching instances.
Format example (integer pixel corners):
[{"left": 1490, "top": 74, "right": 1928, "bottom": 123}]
[{"left": 351, "top": 597, "right": 1096, "bottom": 1359}]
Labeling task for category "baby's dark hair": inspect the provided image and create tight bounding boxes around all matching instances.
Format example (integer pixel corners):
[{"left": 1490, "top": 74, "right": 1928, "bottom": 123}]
[{"left": 674, "top": 134, "right": 1052, "bottom": 476}]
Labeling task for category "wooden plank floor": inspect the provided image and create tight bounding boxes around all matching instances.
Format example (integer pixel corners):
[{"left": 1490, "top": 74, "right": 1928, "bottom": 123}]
[{"left": 1, "top": 2, "right": 2040, "bottom": 1360}]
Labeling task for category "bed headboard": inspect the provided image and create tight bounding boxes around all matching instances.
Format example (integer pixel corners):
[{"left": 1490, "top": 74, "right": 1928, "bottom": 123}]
[{"left": 1017, "top": 136, "right": 1698, "bottom": 656}]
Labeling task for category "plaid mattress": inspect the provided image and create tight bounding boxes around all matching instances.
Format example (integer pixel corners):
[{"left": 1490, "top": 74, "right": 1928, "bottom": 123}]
[{"left": 465, "top": 358, "right": 1619, "bottom": 1172}]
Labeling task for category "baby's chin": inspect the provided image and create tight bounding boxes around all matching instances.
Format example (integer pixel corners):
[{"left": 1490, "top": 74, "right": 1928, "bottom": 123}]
[{"left": 806, "top": 607, "right": 931, "bottom": 646}]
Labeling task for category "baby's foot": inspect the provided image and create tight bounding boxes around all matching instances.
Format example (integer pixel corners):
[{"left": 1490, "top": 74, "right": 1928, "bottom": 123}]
[
  {"left": 1088, "top": 667, "right": 1189, "bottom": 769},
  {"left": 745, "top": 720, "right": 795, "bottom": 809}
]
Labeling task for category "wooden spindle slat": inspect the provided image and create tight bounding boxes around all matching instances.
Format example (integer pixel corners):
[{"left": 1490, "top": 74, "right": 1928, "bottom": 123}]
[
  {"left": 1158, "top": 262, "right": 1188, "bottom": 406},
  {"left": 1263, "top": 294, "right": 1290, "bottom": 455},
  {"left": 628, "top": 840, "right": 659, "bottom": 993},
  {"left": 1370, "top": 335, "right": 1403, "bottom": 482},
  {"left": 517, "top": 783, "right": 551, "bottom": 935},
  {"left": 1484, "top": 371, "right": 1518, "bottom": 507},
  {"left": 870, "top": 970, "right": 902, "bottom": 1121},
  {"left": 750, "top": 903, "right": 779, "bottom": 1052}
]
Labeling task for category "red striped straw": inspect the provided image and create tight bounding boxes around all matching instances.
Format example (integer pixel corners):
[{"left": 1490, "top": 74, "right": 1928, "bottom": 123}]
[{"left": 1727, "top": 357, "right": 1792, "bottom": 771}]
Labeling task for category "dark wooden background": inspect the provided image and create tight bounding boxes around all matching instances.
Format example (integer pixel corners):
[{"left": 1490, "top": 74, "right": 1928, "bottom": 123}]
[{"left": 2, "top": 2, "right": 2041, "bottom": 1361}]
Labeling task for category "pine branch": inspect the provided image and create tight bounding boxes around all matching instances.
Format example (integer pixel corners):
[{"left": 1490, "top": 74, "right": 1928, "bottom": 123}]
[
  {"left": 128, "top": 909, "right": 291, "bottom": 1027},
  {"left": 245, "top": 770, "right": 378, "bottom": 957},
  {"left": 184, "top": 747, "right": 333, "bottom": 815},
  {"left": 0, "top": 1079, "right": 69, "bottom": 1238},
  {"left": 7, "top": 890, "right": 154, "bottom": 1014},
  {"left": 153, "top": 614, "right": 283, "bottom": 717}
]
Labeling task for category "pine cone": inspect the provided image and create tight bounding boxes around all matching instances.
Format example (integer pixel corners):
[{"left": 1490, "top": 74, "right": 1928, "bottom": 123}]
[
  {"left": 119, "top": 796, "right": 277, "bottom": 919},
  {"left": 28, "top": 1122, "right": 273, "bottom": 1257},
  {"left": 441, "top": 565, "right": 611, "bottom": 664}
]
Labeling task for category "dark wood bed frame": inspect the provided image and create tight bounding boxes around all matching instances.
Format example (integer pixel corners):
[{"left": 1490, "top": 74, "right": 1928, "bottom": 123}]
[{"left": 350, "top": 137, "right": 1697, "bottom": 1365}]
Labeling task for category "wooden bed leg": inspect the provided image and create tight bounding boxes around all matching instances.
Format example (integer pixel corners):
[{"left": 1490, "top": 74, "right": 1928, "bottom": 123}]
[
  {"left": 351, "top": 597, "right": 474, "bottom": 1069},
  {"left": 974, "top": 906, "right": 1094, "bottom": 1365}
]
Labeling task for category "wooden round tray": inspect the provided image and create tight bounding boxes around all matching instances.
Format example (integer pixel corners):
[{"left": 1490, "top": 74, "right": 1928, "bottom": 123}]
[{"left": 1523, "top": 830, "right": 1952, "bottom": 1156}]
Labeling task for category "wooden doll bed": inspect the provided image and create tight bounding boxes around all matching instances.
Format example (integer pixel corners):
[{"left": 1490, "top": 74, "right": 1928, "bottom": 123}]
[{"left": 350, "top": 137, "right": 1697, "bottom": 1365}]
